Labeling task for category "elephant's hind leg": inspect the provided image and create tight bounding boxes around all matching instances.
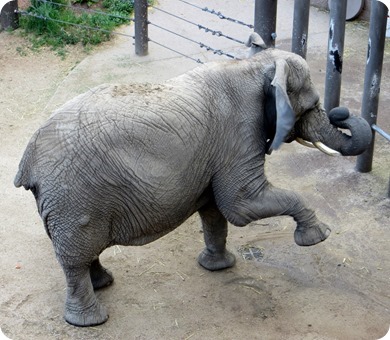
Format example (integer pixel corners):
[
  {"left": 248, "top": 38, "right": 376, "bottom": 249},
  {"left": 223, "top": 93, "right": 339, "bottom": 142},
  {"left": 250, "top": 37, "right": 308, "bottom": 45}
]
[
  {"left": 50, "top": 218, "right": 110, "bottom": 326},
  {"left": 62, "top": 264, "right": 109, "bottom": 326},
  {"left": 90, "top": 258, "right": 114, "bottom": 290},
  {"left": 197, "top": 202, "right": 236, "bottom": 271}
]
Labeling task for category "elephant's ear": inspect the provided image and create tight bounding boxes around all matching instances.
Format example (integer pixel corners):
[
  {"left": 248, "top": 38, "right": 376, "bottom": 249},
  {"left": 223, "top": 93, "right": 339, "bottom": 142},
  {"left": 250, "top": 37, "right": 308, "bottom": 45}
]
[
  {"left": 269, "top": 59, "right": 296, "bottom": 151},
  {"left": 264, "top": 85, "right": 277, "bottom": 154},
  {"left": 245, "top": 32, "right": 267, "bottom": 50}
]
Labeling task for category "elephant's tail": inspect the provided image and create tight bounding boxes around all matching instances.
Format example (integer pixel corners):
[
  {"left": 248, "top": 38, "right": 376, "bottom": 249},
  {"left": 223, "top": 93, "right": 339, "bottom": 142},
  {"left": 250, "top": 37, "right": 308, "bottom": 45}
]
[
  {"left": 14, "top": 145, "right": 34, "bottom": 191},
  {"left": 14, "top": 163, "right": 32, "bottom": 190},
  {"left": 14, "top": 159, "right": 40, "bottom": 203},
  {"left": 14, "top": 168, "right": 23, "bottom": 188}
]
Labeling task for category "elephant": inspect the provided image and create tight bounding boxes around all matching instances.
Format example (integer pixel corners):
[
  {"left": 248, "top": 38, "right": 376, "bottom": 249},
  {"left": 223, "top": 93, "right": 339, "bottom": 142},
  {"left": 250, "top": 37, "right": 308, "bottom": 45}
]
[
  {"left": 14, "top": 46, "right": 372, "bottom": 327},
  {"left": 246, "top": 32, "right": 268, "bottom": 56}
]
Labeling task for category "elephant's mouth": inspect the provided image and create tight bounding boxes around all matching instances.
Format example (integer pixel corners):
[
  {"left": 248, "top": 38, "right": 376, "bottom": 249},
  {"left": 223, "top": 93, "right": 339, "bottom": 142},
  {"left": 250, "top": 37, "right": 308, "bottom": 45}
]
[
  {"left": 283, "top": 106, "right": 371, "bottom": 157},
  {"left": 286, "top": 107, "right": 341, "bottom": 156},
  {"left": 295, "top": 138, "right": 341, "bottom": 156},
  {"left": 283, "top": 131, "right": 340, "bottom": 156},
  {"left": 292, "top": 105, "right": 371, "bottom": 157}
]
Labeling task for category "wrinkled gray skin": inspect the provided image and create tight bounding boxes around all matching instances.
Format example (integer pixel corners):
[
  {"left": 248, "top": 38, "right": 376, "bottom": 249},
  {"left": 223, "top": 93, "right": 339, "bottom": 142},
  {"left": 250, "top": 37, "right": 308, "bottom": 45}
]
[{"left": 14, "top": 48, "right": 371, "bottom": 327}]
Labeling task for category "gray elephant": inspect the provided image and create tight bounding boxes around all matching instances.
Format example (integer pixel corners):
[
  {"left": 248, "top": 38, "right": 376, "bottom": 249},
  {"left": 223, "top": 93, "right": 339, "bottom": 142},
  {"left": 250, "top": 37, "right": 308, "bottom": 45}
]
[
  {"left": 14, "top": 47, "right": 371, "bottom": 327},
  {"left": 246, "top": 31, "right": 268, "bottom": 56}
]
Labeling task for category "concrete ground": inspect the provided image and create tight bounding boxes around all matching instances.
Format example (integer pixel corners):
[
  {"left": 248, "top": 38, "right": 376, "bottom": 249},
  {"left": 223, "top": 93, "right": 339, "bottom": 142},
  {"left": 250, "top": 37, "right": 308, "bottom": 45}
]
[{"left": 1, "top": 0, "right": 389, "bottom": 339}]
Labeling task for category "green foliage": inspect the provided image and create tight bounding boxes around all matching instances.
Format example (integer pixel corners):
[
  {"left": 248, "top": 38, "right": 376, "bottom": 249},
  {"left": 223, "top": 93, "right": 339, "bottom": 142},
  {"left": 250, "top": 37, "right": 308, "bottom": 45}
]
[
  {"left": 19, "top": 0, "right": 135, "bottom": 51},
  {"left": 103, "top": 0, "right": 134, "bottom": 17}
]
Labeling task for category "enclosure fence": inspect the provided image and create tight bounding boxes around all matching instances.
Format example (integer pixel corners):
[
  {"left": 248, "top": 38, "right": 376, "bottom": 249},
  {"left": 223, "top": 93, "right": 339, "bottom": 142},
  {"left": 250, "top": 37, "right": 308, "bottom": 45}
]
[
  {"left": 145, "top": 0, "right": 253, "bottom": 62},
  {"left": 1, "top": 0, "right": 389, "bottom": 196}
]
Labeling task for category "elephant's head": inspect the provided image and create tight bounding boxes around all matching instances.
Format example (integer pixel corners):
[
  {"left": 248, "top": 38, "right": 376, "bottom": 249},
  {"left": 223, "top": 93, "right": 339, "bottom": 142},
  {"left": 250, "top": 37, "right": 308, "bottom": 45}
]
[{"left": 260, "top": 50, "right": 372, "bottom": 156}]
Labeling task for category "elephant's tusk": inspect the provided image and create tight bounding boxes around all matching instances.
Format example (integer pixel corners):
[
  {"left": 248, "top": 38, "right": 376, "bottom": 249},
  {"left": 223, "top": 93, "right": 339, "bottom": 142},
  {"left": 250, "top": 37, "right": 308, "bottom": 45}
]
[
  {"left": 296, "top": 138, "right": 316, "bottom": 148},
  {"left": 313, "top": 142, "right": 341, "bottom": 156}
]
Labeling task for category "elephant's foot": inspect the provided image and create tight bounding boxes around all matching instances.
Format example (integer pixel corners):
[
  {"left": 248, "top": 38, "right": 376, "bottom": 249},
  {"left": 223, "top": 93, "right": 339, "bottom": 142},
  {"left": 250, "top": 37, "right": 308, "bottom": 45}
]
[
  {"left": 198, "top": 248, "right": 236, "bottom": 271},
  {"left": 90, "top": 260, "right": 114, "bottom": 290},
  {"left": 294, "top": 222, "right": 331, "bottom": 246},
  {"left": 65, "top": 299, "right": 109, "bottom": 327}
]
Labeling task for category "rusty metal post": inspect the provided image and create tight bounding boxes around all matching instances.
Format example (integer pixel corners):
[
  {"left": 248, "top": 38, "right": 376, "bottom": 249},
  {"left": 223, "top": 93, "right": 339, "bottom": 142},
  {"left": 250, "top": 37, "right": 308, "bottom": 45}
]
[
  {"left": 0, "top": 0, "right": 19, "bottom": 30},
  {"left": 292, "top": 0, "right": 310, "bottom": 59},
  {"left": 254, "top": 0, "right": 277, "bottom": 48},
  {"left": 323, "top": 0, "right": 347, "bottom": 114},
  {"left": 356, "top": 0, "right": 388, "bottom": 174},
  {"left": 134, "top": 0, "right": 148, "bottom": 56}
]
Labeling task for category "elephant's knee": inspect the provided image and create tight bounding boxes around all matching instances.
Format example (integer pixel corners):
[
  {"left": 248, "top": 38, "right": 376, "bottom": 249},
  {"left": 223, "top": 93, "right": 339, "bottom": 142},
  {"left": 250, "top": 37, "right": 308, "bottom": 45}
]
[{"left": 222, "top": 203, "right": 255, "bottom": 227}]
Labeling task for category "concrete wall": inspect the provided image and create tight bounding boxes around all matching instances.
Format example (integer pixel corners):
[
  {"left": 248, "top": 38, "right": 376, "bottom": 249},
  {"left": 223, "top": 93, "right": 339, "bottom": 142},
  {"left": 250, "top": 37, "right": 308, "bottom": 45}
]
[{"left": 311, "top": 0, "right": 371, "bottom": 21}]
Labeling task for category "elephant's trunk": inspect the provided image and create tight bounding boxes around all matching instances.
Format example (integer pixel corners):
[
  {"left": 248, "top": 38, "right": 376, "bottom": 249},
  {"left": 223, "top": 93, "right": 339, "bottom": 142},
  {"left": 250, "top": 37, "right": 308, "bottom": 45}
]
[{"left": 296, "top": 106, "right": 372, "bottom": 156}]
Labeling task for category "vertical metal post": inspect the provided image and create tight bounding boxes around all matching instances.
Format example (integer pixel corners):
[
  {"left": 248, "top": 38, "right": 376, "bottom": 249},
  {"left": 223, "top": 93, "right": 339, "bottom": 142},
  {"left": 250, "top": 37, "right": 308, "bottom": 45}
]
[
  {"left": 134, "top": 0, "right": 148, "bottom": 56},
  {"left": 388, "top": 176, "right": 390, "bottom": 198},
  {"left": 254, "top": 0, "right": 277, "bottom": 48},
  {"left": 0, "top": 0, "right": 19, "bottom": 30},
  {"left": 356, "top": 0, "right": 388, "bottom": 173},
  {"left": 292, "top": 0, "right": 310, "bottom": 59},
  {"left": 323, "top": 0, "right": 347, "bottom": 114}
]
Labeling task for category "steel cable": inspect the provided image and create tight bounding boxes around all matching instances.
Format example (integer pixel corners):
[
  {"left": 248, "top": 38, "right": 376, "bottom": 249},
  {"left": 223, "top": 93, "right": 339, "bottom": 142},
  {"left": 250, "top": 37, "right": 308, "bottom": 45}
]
[
  {"left": 16, "top": 10, "right": 135, "bottom": 38},
  {"left": 148, "top": 39, "right": 204, "bottom": 64},
  {"left": 32, "top": 0, "right": 134, "bottom": 22},
  {"left": 151, "top": 5, "right": 245, "bottom": 45},
  {"left": 148, "top": 21, "right": 236, "bottom": 59},
  {"left": 18, "top": 1, "right": 241, "bottom": 62},
  {"left": 178, "top": 0, "right": 254, "bottom": 29}
]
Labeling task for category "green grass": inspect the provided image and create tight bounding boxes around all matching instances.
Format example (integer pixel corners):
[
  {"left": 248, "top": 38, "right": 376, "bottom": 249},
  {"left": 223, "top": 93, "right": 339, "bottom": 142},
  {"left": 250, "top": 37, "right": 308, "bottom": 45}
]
[{"left": 19, "top": 0, "right": 135, "bottom": 52}]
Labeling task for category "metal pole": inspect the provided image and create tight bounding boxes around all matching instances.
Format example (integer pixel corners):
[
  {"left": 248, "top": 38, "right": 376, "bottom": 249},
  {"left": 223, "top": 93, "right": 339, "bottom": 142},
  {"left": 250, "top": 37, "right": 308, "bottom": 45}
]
[
  {"left": 254, "top": 0, "right": 277, "bottom": 48},
  {"left": 0, "top": 0, "right": 19, "bottom": 30},
  {"left": 292, "top": 0, "right": 310, "bottom": 59},
  {"left": 388, "top": 176, "right": 390, "bottom": 198},
  {"left": 323, "top": 0, "right": 347, "bottom": 114},
  {"left": 134, "top": 0, "right": 148, "bottom": 56},
  {"left": 356, "top": 0, "right": 388, "bottom": 173}
]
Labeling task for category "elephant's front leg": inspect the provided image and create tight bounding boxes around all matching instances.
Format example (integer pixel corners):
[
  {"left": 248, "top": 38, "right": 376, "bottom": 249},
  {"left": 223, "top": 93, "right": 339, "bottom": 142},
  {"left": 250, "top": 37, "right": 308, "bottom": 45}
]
[
  {"left": 197, "top": 202, "right": 236, "bottom": 271},
  {"left": 232, "top": 183, "right": 331, "bottom": 246}
]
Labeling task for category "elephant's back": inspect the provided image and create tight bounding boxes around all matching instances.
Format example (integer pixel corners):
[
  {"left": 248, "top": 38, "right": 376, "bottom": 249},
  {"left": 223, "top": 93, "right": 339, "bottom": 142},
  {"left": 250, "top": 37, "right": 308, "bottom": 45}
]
[{"left": 15, "top": 82, "right": 214, "bottom": 228}]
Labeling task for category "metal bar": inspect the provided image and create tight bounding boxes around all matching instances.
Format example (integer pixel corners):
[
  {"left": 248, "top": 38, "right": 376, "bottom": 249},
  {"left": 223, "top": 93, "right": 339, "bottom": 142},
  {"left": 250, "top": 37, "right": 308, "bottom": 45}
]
[
  {"left": 372, "top": 124, "right": 390, "bottom": 142},
  {"left": 291, "top": 0, "right": 310, "bottom": 59},
  {"left": 134, "top": 0, "right": 148, "bottom": 56},
  {"left": 323, "top": 0, "right": 347, "bottom": 114},
  {"left": 356, "top": 0, "right": 388, "bottom": 173},
  {"left": 388, "top": 176, "right": 390, "bottom": 198},
  {"left": 0, "top": 0, "right": 19, "bottom": 30},
  {"left": 254, "top": 0, "right": 277, "bottom": 48}
]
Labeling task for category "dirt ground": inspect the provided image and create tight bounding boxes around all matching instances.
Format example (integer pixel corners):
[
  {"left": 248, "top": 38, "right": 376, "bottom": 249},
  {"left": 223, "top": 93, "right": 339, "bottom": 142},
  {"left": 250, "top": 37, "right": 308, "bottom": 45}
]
[{"left": 1, "top": 8, "right": 390, "bottom": 340}]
